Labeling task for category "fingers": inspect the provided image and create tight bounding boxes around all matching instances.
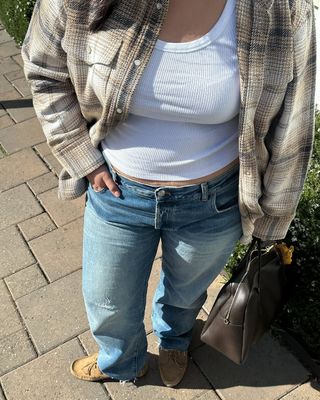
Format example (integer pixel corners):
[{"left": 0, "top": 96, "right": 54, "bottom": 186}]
[
  {"left": 88, "top": 165, "right": 121, "bottom": 198},
  {"left": 102, "top": 173, "right": 121, "bottom": 197}
]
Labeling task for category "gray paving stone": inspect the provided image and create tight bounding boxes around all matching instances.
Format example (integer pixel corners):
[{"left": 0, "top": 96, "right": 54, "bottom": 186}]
[
  {"left": 192, "top": 333, "right": 310, "bottom": 400},
  {"left": 4, "top": 69, "right": 24, "bottom": 81},
  {"left": 189, "top": 308, "right": 208, "bottom": 352},
  {"left": 0, "top": 57, "right": 21, "bottom": 76},
  {"left": 281, "top": 380, "right": 320, "bottom": 399},
  {"left": 0, "top": 225, "right": 35, "bottom": 279},
  {"left": 5, "top": 99, "right": 35, "bottom": 123},
  {"left": 34, "top": 142, "right": 52, "bottom": 157},
  {"left": 0, "top": 117, "right": 45, "bottom": 154},
  {"left": 194, "top": 391, "right": 221, "bottom": 400},
  {"left": 43, "top": 153, "right": 63, "bottom": 176},
  {"left": 0, "top": 280, "right": 23, "bottom": 340},
  {"left": 28, "top": 218, "right": 83, "bottom": 282},
  {"left": 0, "top": 329, "right": 36, "bottom": 376},
  {"left": 10, "top": 77, "right": 31, "bottom": 97},
  {"left": 18, "top": 213, "right": 56, "bottom": 241},
  {"left": 4, "top": 264, "right": 47, "bottom": 300},
  {"left": 0, "top": 88, "right": 21, "bottom": 101},
  {"left": 0, "top": 339, "right": 109, "bottom": 400},
  {"left": 0, "top": 41, "right": 21, "bottom": 58},
  {"left": 0, "top": 184, "right": 43, "bottom": 230},
  {"left": 16, "top": 269, "right": 88, "bottom": 354},
  {"left": 0, "top": 105, "right": 6, "bottom": 117},
  {"left": 0, "top": 30, "right": 12, "bottom": 44},
  {"left": 12, "top": 54, "right": 24, "bottom": 68},
  {"left": 79, "top": 330, "right": 211, "bottom": 399},
  {"left": 202, "top": 273, "right": 226, "bottom": 314},
  {"left": 0, "top": 115, "right": 14, "bottom": 130},
  {"left": 0, "top": 148, "right": 48, "bottom": 192},
  {"left": 0, "top": 75, "right": 13, "bottom": 94},
  {"left": 38, "top": 187, "right": 85, "bottom": 227},
  {"left": 78, "top": 330, "right": 98, "bottom": 354},
  {"left": 27, "top": 172, "right": 58, "bottom": 195},
  {"left": 155, "top": 240, "right": 162, "bottom": 259}
]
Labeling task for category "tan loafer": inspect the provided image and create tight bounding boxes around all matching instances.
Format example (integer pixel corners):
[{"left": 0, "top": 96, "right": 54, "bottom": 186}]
[
  {"left": 70, "top": 352, "right": 149, "bottom": 382},
  {"left": 158, "top": 348, "right": 188, "bottom": 387}
]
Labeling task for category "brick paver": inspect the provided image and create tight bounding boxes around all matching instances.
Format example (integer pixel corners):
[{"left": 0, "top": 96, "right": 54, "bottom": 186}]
[
  {"left": 0, "top": 114, "right": 14, "bottom": 130},
  {"left": 38, "top": 187, "right": 85, "bottom": 227},
  {"left": 0, "top": 329, "right": 36, "bottom": 376},
  {"left": 27, "top": 172, "right": 58, "bottom": 195},
  {"left": 28, "top": 217, "right": 83, "bottom": 281},
  {"left": 0, "top": 148, "right": 48, "bottom": 191},
  {"left": 0, "top": 340, "right": 109, "bottom": 400},
  {"left": 281, "top": 380, "right": 320, "bottom": 399},
  {"left": 4, "top": 97, "right": 35, "bottom": 123},
  {"left": 0, "top": 184, "right": 43, "bottom": 230},
  {"left": 18, "top": 213, "right": 56, "bottom": 241},
  {"left": 0, "top": 280, "right": 24, "bottom": 339},
  {"left": 4, "top": 264, "right": 47, "bottom": 300},
  {"left": 0, "top": 117, "right": 45, "bottom": 154},
  {"left": 0, "top": 57, "right": 21, "bottom": 75},
  {"left": 0, "top": 41, "right": 20, "bottom": 58},
  {"left": 0, "top": 22, "right": 318, "bottom": 400},
  {"left": 192, "top": 333, "right": 310, "bottom": 400},
  {"left": 0, "top": 30, "right": 12, "bottom": 44},
  {"left": 16, "top": 269, "right": 88, "bottom": 354},
  {"left": 0, "top": 225, "right": 35, "bottom": 278}
]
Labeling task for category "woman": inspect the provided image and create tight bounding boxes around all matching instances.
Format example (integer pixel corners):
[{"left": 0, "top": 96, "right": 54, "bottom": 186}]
[{"left": 21, "top": 0, "right": 316, "bottom": 388}]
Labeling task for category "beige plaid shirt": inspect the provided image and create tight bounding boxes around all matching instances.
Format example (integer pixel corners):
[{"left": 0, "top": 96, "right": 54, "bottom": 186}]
[{"left": 21, "top": 0, "right": 317, "bottom": 244}]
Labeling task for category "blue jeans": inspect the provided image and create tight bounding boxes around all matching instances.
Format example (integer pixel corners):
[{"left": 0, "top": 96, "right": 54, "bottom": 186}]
[{"left": 82, "top": 159, "right": 243, "bottom": 380}]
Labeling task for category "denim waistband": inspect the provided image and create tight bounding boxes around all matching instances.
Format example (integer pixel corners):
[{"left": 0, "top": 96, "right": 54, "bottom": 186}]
[{"left": 102, "top": 156, "right": 240, "bottom": 201}]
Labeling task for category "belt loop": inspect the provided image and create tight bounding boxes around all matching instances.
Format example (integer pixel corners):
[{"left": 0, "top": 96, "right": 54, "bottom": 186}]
[{"left": 201, "top": 182, "right": 208, "bottom": 201}]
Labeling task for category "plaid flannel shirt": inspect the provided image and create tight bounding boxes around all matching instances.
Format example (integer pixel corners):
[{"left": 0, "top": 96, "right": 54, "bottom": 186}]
[{"left": 21, "top": 0, "right": 317, "bottom": 244}]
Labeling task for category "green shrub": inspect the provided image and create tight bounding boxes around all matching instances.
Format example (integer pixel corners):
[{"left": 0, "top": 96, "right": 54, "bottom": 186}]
[
  {"left": 0, "top": 0, "right": 36, "bottom": 46},
  {"left": 274, "top": 109, "right": 320, "bottom": 359},
  {"left": 224, "top": 109, "right": 320, "bottom": 359}
]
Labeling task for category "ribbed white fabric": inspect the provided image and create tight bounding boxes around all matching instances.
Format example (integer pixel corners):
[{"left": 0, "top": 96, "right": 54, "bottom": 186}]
[{"left": 101, "top": 0, "right": 240, "bottom": 180}]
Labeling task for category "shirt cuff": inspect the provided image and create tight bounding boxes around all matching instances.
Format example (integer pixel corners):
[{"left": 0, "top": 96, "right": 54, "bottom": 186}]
[{"left": 52, "top": 134, "right": 106, "bottom": 179}]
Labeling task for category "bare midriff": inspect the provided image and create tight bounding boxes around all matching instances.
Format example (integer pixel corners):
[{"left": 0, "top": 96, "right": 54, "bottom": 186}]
[{"left": 111, "top": 157, "right": 239, "bottom": 187}]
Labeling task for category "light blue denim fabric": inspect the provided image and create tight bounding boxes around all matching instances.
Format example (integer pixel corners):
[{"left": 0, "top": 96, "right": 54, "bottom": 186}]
[{"left": 82, "top": 158, "right": 243, "bottom": 381}]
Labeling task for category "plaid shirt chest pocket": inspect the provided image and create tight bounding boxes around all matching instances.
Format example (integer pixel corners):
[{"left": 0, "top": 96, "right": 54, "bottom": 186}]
[{"left": 63, "top": 35, "right": 124, "bottom": 104}]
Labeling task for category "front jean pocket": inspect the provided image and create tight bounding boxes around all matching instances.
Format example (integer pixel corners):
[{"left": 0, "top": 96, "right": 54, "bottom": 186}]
[{"left": 210, "top": 178, "right": 239, "bottom": 214}]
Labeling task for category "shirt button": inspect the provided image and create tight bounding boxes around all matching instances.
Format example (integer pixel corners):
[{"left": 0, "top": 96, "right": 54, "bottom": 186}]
[
  {"left": 156, "top": 2, "right": 162, "bottom": 10},
  {"left": 134, "top": 59, "right": 141, "bottom": 66},
  {"left": 116, "top": 108, "right": 123, "bottom": 114}
]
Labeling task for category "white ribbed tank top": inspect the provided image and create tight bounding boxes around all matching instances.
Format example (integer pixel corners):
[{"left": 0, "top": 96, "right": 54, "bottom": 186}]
[{"left": 101, "top": 0, "right": 240, "bottom": 180}]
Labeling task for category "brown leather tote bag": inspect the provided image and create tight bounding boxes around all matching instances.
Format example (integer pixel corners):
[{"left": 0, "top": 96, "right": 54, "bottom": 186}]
[{"left": 200, "top": 237, "right": 294, "bottom": 365}]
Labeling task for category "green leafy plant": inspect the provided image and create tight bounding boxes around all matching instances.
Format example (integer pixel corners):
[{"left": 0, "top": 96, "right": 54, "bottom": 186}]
[
  {"left": 0, "top": 0, "right": 36, "bottom": 46},
  {"left": 274, "top": 109, "right": 320, "bottom": 359}
]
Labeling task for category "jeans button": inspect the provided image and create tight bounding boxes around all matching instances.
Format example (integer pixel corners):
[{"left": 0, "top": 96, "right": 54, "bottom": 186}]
[{"left": 158, "top": 189, "right": 166, "bottom": 197}]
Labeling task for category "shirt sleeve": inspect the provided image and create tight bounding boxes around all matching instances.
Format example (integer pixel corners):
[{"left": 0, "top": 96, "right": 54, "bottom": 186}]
[
  {"left": 20, "top": 0, "right": 106, "bottom": 179},
  {"left": 252, "top": 4, "right": 317, "bottom": 241}
]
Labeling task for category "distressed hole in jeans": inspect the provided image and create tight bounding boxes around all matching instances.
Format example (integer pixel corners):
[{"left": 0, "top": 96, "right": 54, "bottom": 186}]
[{"left": 92, "top": 297, "right": 116, "bottom": 310}]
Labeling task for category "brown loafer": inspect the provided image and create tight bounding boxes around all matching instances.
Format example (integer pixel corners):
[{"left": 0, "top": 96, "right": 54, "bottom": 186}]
[
  {"left": 158, "top": 348, "right": 188, "bottom": 387},
  {"left": 70, "top": 352, "right": 149, "bottom": 382}
]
